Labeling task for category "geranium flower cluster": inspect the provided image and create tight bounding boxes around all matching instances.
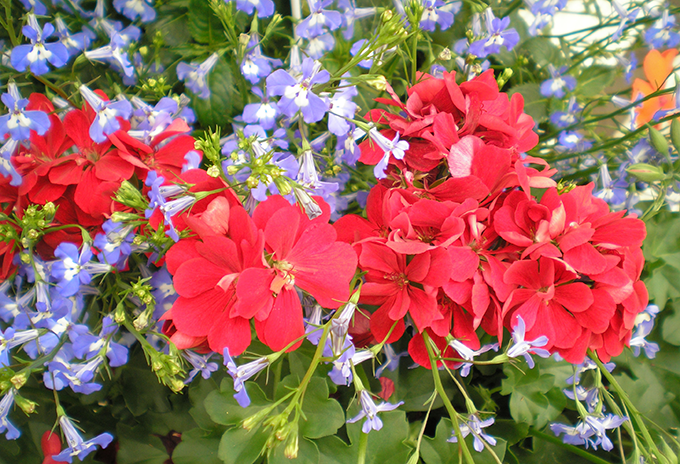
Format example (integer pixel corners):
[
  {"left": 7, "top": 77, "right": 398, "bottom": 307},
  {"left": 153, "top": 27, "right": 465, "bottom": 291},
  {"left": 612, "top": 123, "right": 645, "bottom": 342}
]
[
  {"left": 333, "top": 70, "right": 648, "bottom": 366},
  {"left": 160, "top": 191, "right": 358, "bottom": 356},
  {"left": 0, "top": 85, "right": 199, "bottom": 273}
]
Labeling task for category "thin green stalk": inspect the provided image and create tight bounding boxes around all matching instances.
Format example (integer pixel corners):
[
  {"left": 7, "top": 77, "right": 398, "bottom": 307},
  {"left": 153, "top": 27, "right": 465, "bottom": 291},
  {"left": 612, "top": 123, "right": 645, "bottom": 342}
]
[
  {"left": 422, "top": 332, "right": 475, "bottom": 464},
  {"left": 589, "top": 350, "right": 669, "bottom": 464},
  {"left": 357, "top": 429, "right": 368, "bottom": 464},
  {"left": 528, "top": 428, "right": 614, "bottom": 464}
]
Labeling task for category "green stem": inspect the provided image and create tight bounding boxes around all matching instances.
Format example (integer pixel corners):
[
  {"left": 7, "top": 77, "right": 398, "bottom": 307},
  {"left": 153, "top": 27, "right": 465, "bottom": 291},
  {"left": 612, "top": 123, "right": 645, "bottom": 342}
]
[
  {"left": 589, "top": 350, "right": 669, "bottom": 464},
  {"left": 422, "top": 332, "right": 475, "bottom": 464},
  {"left": 357, "top": 429, "right": 368, "bottom": 464},
  {"left": 528, "top": 428, "right": 613, "bottom": 464}
]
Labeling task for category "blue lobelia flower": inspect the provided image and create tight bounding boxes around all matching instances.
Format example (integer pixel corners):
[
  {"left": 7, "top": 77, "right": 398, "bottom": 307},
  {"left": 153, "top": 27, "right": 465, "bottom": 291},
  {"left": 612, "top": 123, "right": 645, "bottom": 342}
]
[
  {"left": 611, "top": 0, "right": 640, "bottom": 42},
  {"left": 78, "top": 85, "right": 133, "bottom": 143},
  {"left": 0, "top": 389, "right": 20, "bottom": 440},
  {"left": 19, "top": 0, "right": 47, "bottom": 14},
  {"left": 296, "top": 0, "right": 343, "bottom": 39},
  {"left": 52, "top": 243, "right": 112, "bottom": 297},
  {"left": 241, "top": 87, "right": 280, "bottom": 130},
  {"left": 550, "top": 96, "right": 580, "bottom": 129},
  {"left": 551, "top": 414, "right": 627, "bottom": 451},
  {"left": 223, "top": 348, "right": 270, "bottom": 408},
  {"left": 0, "top": 83, "right": 51, "bottom": 142},
  {"left": 525, "top": 0, "right": 567, "bottom": 36},
  {"left": 54, "top": 18, "right": 91, "bottom": 59},
  {"left": 177, "top": 53, "right": 219, "bottom": 99},
  {"left": 93, "top": 220, "right": 135, "bottom": 268},
  {"left": 468, "top": 8, "right": 520, "bottom": 57},
  {"left": 420, "top": 0, "right": 462, "bottom": 32},
  {"left": 327, "top": 83, "right": 358, "bottom": 136},
  {"left": 1, "top": 327, "right": 40, "bottom": 367},
  {"left": 183, "top": 351, "right": 219, "bottom": 384},
  {"left": 226, "top": 0, "right": 275, "bottom": 18},
  {"left": 72, "top": 316, "right": 129, "bottom": 367},
  {"left": 644, "top": 10, "right": 680, "bottom": 49},
  {"left": 540, "top": 65, "right": 576, "bottom": 98},
  {"left": 629, "top": 304, "right": 660, "bottom": 359},
  {"left": 347, "top": 389, "right": 403, "bottom": 433},
  {"left": 53, "top": 415, "right": 113, "bottom": 463},
  {"left": 0, "top": 138, "right": 22, "bottom": 186},
  {"left": 375, "top": 344, "right": 408, "bottom": 378},
  {"left": 240, "top": 35, "right": 282, "bottom": 85},
  {"left": 506, "top": 315, "right": 550, "bottom": 368},
  {"left": 448, "top": 415, "right": 497, "bottom": 452},
  {"left": 113, "top": 0, "right": 156, "bottom": 22},
  {"left": 449, "top": 339, "right": 498, "bottom": 377},
  {"left": 337, "top": 0, "right": 376, "bottom": 40},
  {"left": 266, "top": 57, "right": 331, "bottom": 123},
  {"left": 305, "top": 33, "right": 336, "bottom": 60},
  {"left": 593, "top": 163, "right": 627, "bottom": 207},
  {"left": 11, "top": 14, "right": 69, "bottom": 75},
  {"left": 367, "top": 128, "right": 409, "bottom": 179}
]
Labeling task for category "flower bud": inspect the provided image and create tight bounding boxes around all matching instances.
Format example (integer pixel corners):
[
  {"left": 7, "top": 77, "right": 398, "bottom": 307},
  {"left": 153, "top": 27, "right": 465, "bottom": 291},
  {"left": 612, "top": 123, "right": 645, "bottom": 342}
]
[
  {"left": 15, "top": 395, "right": 37, "bottom": 414},
  {"left": 627, "top": 163, "right": 666, "bottom": 183},
  {"left": 11, "top": 373, "right": 28, "bottom": 389},
  {"left": 284, "top": 429, "right": 299, "bottom": 459}
]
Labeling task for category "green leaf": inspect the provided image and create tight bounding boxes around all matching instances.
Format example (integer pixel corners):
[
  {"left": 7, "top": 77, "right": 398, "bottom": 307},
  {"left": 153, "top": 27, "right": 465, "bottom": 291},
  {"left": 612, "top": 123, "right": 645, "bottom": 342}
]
[
  {"left": 662, "top": 306, "right": 680, "bottom": 346},
  {"left": 299, "top": 377, "right": 345, "bottom": 439},
  {"left": 189, "top": 378, "right": 223, "bottom": 430},
  {"left": 187, "top": 0, "right": 224, "bottom": 44},
  {"left": 204, "top": 379, "right": 270, "bottom": 427},
  {"left": 172, "top": 428, "right": 223, "bottom": 464},
  {"left": 267, "top": 437, "right": 320, "bottom": 464},
  {"left": 518, "top": 37, "right": 562, "bottom": 67},
  {"left": 508, "top": 83, "right": 547, "bottom": 122},
  {"left": 218, "top": 426, "right": 268, "bottom": 464},
  {"left": 346, "top": 410, "right": 411, "bottom": 464},
  {"left": 393, "top": 365, "right": 454, "bottom": 412},
  {"left": 191, "top": 58, "right": 244, "bottom": 128},
  {"left": 121, "top": 363, "right": 172, "bottom": 417},
  {"left": 116, "top": 424, "right": 170, "bottom": 464},
  {"left": 147, "top": 3, "right": 191, "bottom": 47},
  {"left": 315, "top": 436, "right": 356, "bottom": 464},
  {"left": 501, "top": 363, "right": 566, "bottom": 428},
  {"left": 577, "top": 65, "right": 615, "bottom": 97},
  {"left": 420, "top": 418, "right": 507, "bottom": 464}
]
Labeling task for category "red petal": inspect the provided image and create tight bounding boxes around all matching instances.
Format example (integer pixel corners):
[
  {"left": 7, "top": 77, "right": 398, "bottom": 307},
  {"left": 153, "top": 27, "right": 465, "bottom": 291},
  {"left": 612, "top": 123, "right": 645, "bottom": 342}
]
[
  {"left": 171, "top": 290, "right": 233, "bottom": 337},
  {"left": 255, "top": 287, "right": 304, "bottom": 352}
]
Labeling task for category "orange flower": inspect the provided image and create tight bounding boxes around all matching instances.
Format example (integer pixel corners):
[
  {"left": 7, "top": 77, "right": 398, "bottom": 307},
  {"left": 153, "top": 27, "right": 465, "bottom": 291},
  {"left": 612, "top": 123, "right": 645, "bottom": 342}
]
[{"left": 631, "top": 48, "right": 678, "bottom": 127}]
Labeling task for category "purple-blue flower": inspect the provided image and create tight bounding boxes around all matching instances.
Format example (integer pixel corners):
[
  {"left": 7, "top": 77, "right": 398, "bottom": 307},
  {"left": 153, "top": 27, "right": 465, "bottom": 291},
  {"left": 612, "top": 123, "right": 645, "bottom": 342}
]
[
  {"left": 306, "top": 33, "right": 336, "bottom": 60},
  {"left": 337, "top": 0, "right": 376, "bottom": 40},
  {"left": 19, "top": 0, "right": 47, "bottom": 14},
  {"left": 644, "top": 10, "right": 680, "bottom": 49},
  {"left": 223, "top": 348, "right": 270, "bottom": 408},
  {"left": 183, "top": 351, "right": 219, "bottom": 384},
  {"left": 55, "top": 18, "right": 91, "bottom": 58},
  {"left": 93, "top": 220, "right": 135, "bottom": 267},
  {"left": 0, "top": 83, "right": 51, "bottom": 141},
  {"left": 550, "top": 96, "right": 580, "bottom": 128},
  {"left": 10, "top": 14, "right": 69, "bottom": 75},
  {"left": 114, "top": 0, "right": 156, "bottom": 22},
  {"left": 266, "top": 58, "right": 330, "bottom": 123},
  {"left": 0, "top": 389, "right": 20, "bottom": 440},
  {"left": 550, "top": 414, "right": 627, "bottom": 451},
  {"left": 449, "top": 339, "right": 498, "bottom": 377},
  {"left": 295, "top": 0, "right": 343, "bottom": 39},
  {"left": 84, "top": 31, "right": 135, "bottom": 78},
  {"left": 242, "top": 87, "right": 279, "bottom": 130},
  {"left": 328, "top": 84, "right": 358, "bottom": 136},
  {"left": 53, "top": 415, "right": 113, "bottom": 463},
  {"left": 0, "top": 139, "right": 22, "bottom": 186},
  {"left": 506, "top": 315, "right": 550, "bottom": 368},
  {"left": 448, "top": 415, "right": 497, "bottom": 452},
  {"left": 240, "top": 35, "right": 282, "bottom": 85},
  {"left": 72, "top": 316, "right": 128, "bottom": 367},
  {"left": 227, "top": 0, "right": 275, "bottom": 18},
  {"left": 630, "top": 304, "right": 660, "bottom": 359},
  {"left": 593, "top": 163, "right": 627, "bottom": 206},
  {"left": 177, "top": 53, "right": 219, "bottom": 99},
  {"left": 611, "top": 0, "right": 640, "bottom": 42},
  {"left": 367, "top": 128, "right": 409, "bottom": 179},
  {"left": 420, "top": 0, "right": 461, "bottom": 32},
  {"left": 52, "top": 243, "right": 112, "bottom": 297},
  {"left": 375, "top": 344, "right": 408, "bottom": 378},
  {"left": 540, "top": 65, "right": 576, "bottom": 98},
  {"left": 468, "top": 8, "right": 520, "bottom": 57},
  {"left": 1, "top": 327, "right": 40, "bottom": 367},
  {"left": 347, "top": 389, "right": 403, "bottom": 433},
  {"left": 78, "top": 85, "right": 133, "bottom": 143}
]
